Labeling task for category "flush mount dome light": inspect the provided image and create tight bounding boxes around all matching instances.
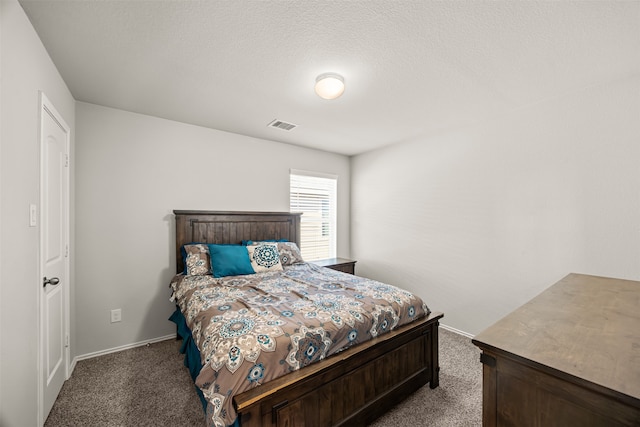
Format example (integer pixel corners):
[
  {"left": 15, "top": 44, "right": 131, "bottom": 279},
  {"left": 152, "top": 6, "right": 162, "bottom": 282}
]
[{"left": 314, "top": 73, "right": 345, "bottom": 100}]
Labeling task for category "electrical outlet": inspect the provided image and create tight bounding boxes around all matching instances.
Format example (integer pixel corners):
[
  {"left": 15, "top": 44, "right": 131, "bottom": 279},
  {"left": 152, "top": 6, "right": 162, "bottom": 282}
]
[{"left": 110, "top": 309, "right": 122, "bottom": 323}]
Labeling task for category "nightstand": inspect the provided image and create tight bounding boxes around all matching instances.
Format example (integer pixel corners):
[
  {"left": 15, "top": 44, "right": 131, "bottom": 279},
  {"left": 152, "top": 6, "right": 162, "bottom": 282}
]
[{"left": 311, "top": 257, "right": 357, "bottom": 275}]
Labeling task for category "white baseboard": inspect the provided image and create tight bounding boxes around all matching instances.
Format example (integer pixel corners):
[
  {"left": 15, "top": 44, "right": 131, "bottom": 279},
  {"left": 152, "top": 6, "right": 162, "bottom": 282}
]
[
  {"left": 439, "top": 323, "right": 474, "bottom": 339},
  {"left": 65, "top": 326, "right": 470, "bottom": 381},
  {"left": 70, "top": 334, "right": 177, "bottom": 373},
  {"left": 66, "top": 325, "right": 470, "bottom": 375},
  {"left": 69, "top": 357, "right": 77, "bottom": 378}
]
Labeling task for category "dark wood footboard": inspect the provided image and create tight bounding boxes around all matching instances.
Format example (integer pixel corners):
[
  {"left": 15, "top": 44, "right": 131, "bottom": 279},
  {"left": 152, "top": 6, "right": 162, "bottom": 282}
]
[{"left": 234, "top": 311, "right": 443, "bottom": 427}]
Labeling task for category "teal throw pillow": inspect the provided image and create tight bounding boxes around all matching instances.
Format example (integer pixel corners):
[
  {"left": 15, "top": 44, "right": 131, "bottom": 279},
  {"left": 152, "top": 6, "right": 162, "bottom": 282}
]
[{"left": 208, "top": 244, "right": 255, "bottom": 278}]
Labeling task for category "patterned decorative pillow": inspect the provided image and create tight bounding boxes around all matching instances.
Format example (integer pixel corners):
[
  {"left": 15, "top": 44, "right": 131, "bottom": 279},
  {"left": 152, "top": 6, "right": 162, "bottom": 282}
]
[
  {"left": 246, "top": 242, "right": 283, "bottom": 273},
  {"left": 183, "top": 244, "right": 211, "bottom": 275},
  {"left": 242, "top": 239, "right": 288, "bottom": 246},
  {"left": 277, "top": 242, "right": 305, "bottom": 266}
]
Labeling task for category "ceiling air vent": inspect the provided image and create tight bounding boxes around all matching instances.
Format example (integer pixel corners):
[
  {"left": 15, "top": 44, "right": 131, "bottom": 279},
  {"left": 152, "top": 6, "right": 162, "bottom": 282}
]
[{"left": 268, "top": 119, "right": 297, "bottom": 131}]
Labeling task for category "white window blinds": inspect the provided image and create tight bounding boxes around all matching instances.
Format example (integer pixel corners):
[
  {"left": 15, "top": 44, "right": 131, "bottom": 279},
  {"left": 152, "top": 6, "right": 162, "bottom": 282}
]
[{"left": 290, "top": 170, "right": 337, "bottom": 261}]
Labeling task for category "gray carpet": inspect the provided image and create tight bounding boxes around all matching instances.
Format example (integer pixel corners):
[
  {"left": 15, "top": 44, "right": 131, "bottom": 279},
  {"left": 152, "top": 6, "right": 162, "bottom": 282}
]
[{"left": 44, "top": 328, "right": 481, "bottom": 426}]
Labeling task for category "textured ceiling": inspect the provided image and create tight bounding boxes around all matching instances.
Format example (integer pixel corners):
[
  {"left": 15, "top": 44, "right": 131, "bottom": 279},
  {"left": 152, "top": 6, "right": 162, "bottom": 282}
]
[{"left": 19, "top": 1, "right": 640, "bottom": 156}]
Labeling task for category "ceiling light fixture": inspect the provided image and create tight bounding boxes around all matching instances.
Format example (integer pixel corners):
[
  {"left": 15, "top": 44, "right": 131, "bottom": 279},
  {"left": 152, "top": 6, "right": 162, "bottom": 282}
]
[{"left": 314, "top": 73, "right": 345, "bottom": 100}]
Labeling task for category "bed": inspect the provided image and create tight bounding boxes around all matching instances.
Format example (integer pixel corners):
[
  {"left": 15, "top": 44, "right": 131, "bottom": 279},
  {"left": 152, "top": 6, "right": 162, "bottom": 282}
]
[{"left": 170, "top": 210, "right": 444, "bottom": 427}]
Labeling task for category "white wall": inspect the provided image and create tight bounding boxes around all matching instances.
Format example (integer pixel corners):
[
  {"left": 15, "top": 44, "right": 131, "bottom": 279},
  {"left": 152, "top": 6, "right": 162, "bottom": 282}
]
[
  {"left": 74, "top": 102, "right": 350, "bottom": 356},
  {"left": 351, "top": 75, "right": 640, "bottom": 336},
  {"left": 0, "top": 1, "right": 76, "bottom": 425},
  {"left": 0, "top": 2, "right": 4, "bottom": 421}
]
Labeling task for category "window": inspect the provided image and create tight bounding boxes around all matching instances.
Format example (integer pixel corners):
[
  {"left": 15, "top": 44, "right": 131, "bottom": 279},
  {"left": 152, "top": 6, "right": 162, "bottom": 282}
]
[{"left": 290, "top": 170, "right": 337, "bottom": 261}]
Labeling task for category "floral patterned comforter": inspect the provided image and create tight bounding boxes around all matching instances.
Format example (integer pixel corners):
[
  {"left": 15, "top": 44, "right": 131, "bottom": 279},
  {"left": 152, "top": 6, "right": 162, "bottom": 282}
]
[{"left": 170, "top": 262, "right": 430, "bottom": 427}]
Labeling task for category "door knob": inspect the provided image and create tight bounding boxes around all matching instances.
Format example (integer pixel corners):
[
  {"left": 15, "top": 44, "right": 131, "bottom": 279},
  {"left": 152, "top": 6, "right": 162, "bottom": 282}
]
[{"left": 43, "top": 277, "right": 60, "bottom": 287}]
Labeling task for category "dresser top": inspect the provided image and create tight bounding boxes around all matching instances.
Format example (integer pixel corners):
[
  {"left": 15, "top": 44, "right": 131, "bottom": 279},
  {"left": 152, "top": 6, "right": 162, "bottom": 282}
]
[{"left": 473, "top": 273, "right": 640, "bottom": 401}]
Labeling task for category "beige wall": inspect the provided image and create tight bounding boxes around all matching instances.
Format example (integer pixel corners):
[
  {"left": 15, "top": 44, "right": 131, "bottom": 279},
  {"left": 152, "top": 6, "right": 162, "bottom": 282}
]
[
  {"left": 0, "top": 0, "right": 76, "bottom": 425},
  {"left": 351, "top": 75, "right": 640, "bottom": 336},
  {"left": 74, "top": 102, "right": 351, "bottom": 356}
]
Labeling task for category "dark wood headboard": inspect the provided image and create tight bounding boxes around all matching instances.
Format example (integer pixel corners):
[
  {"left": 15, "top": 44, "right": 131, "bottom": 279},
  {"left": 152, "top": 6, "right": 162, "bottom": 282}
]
[{"left": 174, "top": 210, "right": 302, "bottom": 274}]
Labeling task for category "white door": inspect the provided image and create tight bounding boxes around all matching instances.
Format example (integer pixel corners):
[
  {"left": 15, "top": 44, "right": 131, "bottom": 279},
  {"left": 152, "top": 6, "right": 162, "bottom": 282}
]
[{"left": 39, "top": 93, "right": 70, "bottom": 424}]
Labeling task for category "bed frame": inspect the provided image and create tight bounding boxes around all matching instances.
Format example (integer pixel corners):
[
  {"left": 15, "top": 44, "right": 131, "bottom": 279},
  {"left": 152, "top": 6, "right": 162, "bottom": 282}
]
[{"left": 174, "top": 210, "right": 444, "bottom": 427}]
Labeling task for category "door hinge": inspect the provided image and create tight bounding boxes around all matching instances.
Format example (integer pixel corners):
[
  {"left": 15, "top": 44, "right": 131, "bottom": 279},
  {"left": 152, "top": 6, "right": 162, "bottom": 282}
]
[
  {"left": 65, "top": 154, "right": 69, "bottom": 167},
  {"left": 65, "top": 334, "right": 70, "bottom": 348},
  {"left": 65, "top": 244, "right": 69, "bottom": 258}
]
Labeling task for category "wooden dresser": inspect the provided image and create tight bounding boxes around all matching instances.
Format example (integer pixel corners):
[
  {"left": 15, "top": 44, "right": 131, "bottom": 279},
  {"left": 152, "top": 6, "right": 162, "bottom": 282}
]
[{"left": 472, "top": 274, "right": 640, "bottom": 426}]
